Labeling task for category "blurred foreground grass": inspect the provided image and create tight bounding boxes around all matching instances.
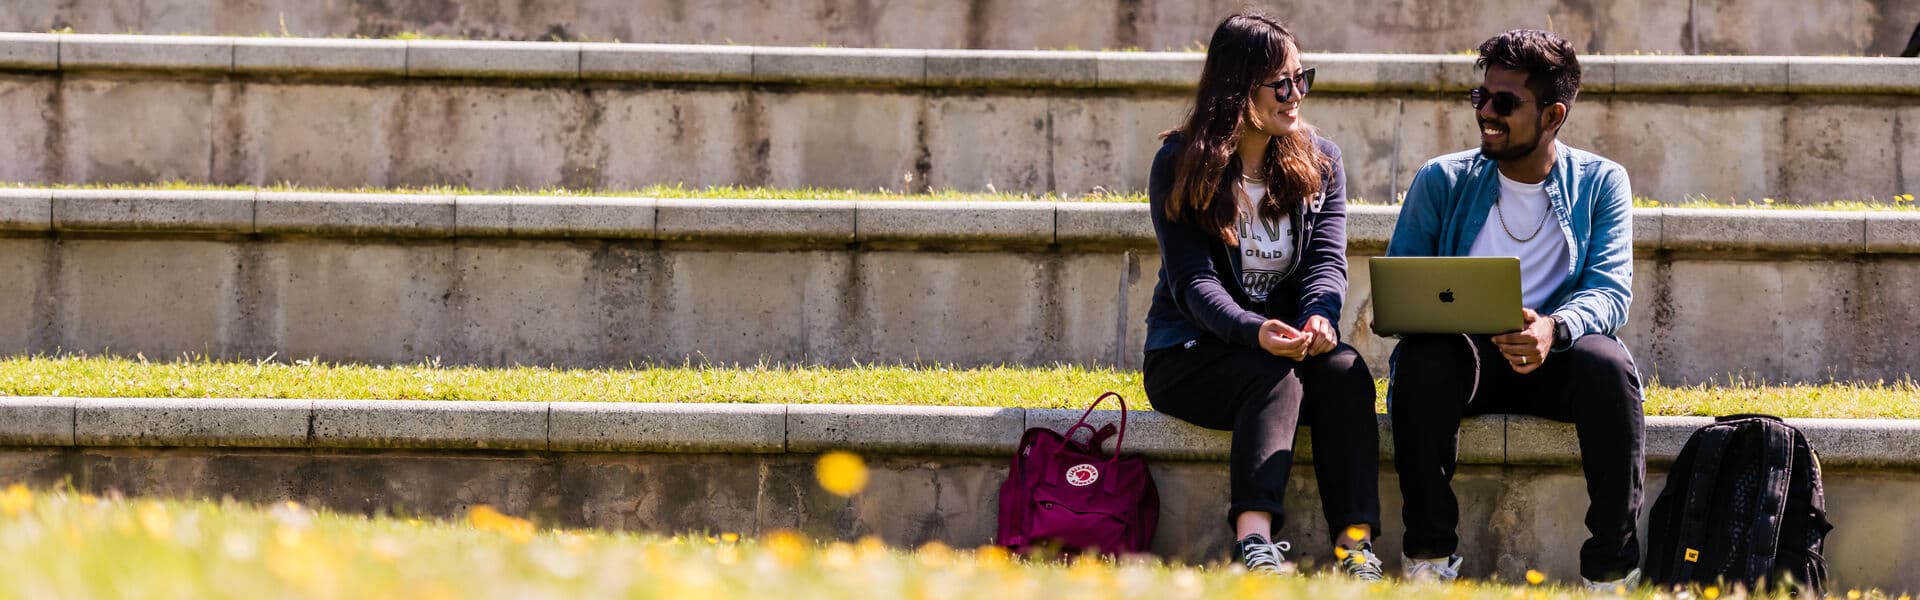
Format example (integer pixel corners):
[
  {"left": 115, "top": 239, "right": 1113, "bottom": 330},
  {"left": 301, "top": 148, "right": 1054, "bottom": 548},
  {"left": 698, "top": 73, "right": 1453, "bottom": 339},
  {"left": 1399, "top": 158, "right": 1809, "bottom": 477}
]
[{"left": 0, "top": 484, "right": 1869, "bottom": 599}]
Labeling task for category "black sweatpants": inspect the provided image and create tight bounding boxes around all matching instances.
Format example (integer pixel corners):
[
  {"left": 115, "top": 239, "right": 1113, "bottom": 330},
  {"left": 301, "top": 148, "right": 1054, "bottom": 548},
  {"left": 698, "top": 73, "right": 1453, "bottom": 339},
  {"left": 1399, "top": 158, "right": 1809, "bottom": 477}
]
[
  {"left": 1143, "top": 337, "right": 1381, "bottom": 537},
  {"left": 1390, "top": 333, "right": 1645, "bottom": 581}
]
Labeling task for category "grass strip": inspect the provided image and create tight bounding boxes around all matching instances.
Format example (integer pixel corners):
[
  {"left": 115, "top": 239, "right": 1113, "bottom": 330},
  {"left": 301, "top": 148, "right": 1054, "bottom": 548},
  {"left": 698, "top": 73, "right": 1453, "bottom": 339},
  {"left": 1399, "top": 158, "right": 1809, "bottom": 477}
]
[
  {"left": 6, "top": 182, "right": 1919, "bottom": 211},
  {"left": 0, "top": 356, "right": 1913, "bottom": 419}
]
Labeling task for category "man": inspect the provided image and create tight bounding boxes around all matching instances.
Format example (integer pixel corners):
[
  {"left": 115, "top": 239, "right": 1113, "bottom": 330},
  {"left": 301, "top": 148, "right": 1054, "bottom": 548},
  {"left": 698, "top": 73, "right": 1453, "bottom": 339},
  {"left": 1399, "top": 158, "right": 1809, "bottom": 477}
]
[{"left": 1384, "top": 29, "right": 1643, "bottom": 588}]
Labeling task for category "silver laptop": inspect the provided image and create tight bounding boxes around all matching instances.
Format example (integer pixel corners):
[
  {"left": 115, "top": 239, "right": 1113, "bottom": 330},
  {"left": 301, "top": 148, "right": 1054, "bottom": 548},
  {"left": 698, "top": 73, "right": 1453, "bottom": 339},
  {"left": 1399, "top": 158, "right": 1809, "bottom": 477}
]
[{"left": 1368, "top": 257, "right": 1525, "bottom": 335}]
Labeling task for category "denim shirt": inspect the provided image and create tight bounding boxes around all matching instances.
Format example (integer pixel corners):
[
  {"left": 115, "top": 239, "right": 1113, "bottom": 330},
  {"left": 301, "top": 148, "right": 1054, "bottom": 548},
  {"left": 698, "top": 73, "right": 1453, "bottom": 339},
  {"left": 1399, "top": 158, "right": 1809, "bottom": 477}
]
[{"left": 1385, "top": 143, "right": 1634, "bottom": 348}]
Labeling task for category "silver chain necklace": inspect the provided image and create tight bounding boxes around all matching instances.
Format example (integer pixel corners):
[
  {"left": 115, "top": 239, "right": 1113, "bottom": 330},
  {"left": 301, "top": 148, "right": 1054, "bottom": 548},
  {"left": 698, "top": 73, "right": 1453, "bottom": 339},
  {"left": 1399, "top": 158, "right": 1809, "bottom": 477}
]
[{"left": 1495, "top": 194, "right": 1551, "bottom": 243}]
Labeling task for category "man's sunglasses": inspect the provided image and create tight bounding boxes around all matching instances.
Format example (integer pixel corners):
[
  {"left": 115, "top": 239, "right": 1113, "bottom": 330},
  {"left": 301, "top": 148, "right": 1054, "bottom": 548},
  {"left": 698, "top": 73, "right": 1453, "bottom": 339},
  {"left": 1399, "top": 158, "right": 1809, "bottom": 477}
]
[
  {"left": 1257, "top": 68, "right": 1316, "bottom": 102},
  {"left": 1470, "top": 86, "right": 1553, "bottom": 116}
]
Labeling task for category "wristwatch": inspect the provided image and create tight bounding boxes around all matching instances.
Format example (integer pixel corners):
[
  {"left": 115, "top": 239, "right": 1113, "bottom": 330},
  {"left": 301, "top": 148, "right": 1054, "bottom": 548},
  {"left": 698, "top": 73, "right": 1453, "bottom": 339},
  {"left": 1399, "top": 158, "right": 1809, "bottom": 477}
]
[{"left": 1549, "top": 315, "right": 1571, "bottom": 349}]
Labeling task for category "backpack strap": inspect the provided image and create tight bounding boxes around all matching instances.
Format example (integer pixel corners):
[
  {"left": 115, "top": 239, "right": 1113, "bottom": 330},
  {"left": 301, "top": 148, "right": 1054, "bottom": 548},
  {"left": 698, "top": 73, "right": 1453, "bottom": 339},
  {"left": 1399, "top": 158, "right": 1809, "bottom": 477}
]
[
  {"left": 1671, "top": 422, "right": 1738, "bottom": 584},
  {"left": 1742, "top": 419, "right": 1797, "bottom": 583}
]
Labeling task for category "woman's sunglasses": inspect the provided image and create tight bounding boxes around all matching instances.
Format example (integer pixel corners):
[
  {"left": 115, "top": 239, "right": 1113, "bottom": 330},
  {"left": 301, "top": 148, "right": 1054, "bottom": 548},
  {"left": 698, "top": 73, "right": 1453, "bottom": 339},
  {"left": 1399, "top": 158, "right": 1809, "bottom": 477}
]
[
  {"left": 1257, "top": 68, "right": 1316, "bottom": 102},
  {"left": 1470, "top": 86, "right": 1553, "bottom": 116}
]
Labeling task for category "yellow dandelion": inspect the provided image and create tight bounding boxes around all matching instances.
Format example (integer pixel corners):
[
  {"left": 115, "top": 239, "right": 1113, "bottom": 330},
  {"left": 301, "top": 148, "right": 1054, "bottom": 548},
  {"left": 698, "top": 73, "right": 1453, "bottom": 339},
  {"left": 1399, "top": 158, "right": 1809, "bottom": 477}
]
[
  {"left": 1848, "top": 590, "right": 1862, "bottom": 600},
  {"left": 1704, "top": 586, "right": 1720, "bottom": 599},
  {"left": 720, "top": 532, "right": 740, "bottom": 543},
  {"left": 1649, "top": 200, "right": 1661, "bottom": 206},
  {"left": 138, "top": 503, "right": 173, "bottom": 540},
  {"left": 975, "top": 545, "right": 1012, "bottom": 570},
  {"left": 815, "top": 451, "right": 870, "bottom": 497},
  {"left": 824, "top": 542, "right": 856, "bottom": 569},
  {"left": 916, "top": 540, "right": 953, "bottom": 568},
  {"left": 466, "top": 505, "right": 534, "bottom": 543},
  {"left": 1345, "top": 526, "right": 1368, "bottom": 542},
  {"left": 764, "top": 530, "right": 808, "bottom": 566},
  {"left": 1, "top": 484, "right": 31, "bottom": 517},
  {"left": 1334, "top": 546, "right": 1350, "bottom": 560},
  {"left": 1525, "top": 569, "right": 1546, "bottom": 585}
]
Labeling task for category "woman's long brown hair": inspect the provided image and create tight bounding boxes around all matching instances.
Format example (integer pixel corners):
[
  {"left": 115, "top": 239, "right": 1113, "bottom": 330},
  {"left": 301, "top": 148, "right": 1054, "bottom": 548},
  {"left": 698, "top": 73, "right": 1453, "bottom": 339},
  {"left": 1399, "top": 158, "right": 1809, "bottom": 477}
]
[{"left": 1161, "top": 13, "right": 1326, "bottom": 245}]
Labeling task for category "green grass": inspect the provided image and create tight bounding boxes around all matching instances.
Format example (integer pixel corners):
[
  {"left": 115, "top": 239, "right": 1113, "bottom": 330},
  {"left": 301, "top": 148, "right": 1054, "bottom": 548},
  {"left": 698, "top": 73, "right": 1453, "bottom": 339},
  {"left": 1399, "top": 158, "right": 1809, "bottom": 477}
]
[
  {"left": 0, "top": 485, "right": 1856, "bottom": 598},
  {"left": 1, "top": 355, "right": 1914, "bottom": 419},
  {"left": 9, "top": 181, "right": 1920, "bottom": 211}
]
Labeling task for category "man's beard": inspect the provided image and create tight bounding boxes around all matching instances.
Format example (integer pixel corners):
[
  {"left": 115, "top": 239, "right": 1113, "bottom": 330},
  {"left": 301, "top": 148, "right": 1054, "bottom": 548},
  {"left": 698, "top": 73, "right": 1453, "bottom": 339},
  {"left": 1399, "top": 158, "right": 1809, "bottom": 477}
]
[
  {"left": 1481, "top": 116, "right": 1543, "bottom": 161},
  {"left": 1481, "top": 134, "right": 1540, "bottom": 161}
]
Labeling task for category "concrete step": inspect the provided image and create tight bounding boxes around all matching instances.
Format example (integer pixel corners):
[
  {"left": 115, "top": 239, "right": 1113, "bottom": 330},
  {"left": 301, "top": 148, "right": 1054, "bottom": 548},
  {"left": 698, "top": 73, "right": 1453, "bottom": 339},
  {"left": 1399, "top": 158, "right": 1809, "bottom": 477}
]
[
  {"left": 0, "top": 35, "right": 1915, "bottom": 204},
  {"left": 2, "top": 188, "right": 1917, "bottom": 384},
  {"left": 0, "top": 396, "right": 1912, "bottom": 590},
  {"left": 4, "top": 0, "right": 1916, "bottom": 57}
]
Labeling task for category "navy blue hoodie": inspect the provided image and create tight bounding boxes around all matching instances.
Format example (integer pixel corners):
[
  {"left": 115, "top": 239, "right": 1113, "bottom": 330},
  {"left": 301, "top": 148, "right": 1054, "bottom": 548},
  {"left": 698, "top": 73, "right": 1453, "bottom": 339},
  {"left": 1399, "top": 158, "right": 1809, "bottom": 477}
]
[{"left": 1143, "top": 133, "right": 1351, "bottom": 352}]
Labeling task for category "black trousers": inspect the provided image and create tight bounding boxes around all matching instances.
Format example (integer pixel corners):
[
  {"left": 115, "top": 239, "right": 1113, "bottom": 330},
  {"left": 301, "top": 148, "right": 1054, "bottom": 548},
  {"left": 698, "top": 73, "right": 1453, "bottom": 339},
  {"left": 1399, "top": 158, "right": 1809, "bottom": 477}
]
[
  {"left": 1390, "top": 333, "right": 1645, "bottom": 581},
  {"left": 1144, "top": 338, "right": 1381, "bottom": 537}
]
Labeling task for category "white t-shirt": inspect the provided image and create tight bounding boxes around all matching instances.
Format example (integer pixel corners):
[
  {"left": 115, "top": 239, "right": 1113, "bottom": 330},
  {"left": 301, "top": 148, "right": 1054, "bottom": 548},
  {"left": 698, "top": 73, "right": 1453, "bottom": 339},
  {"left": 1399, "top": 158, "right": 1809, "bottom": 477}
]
[
  {"left": 1235, "top": 182, "right": 1294, "bottom": 303},
  {"left": 1468, "top": 172, "right": 1570, "bottom": 310}
]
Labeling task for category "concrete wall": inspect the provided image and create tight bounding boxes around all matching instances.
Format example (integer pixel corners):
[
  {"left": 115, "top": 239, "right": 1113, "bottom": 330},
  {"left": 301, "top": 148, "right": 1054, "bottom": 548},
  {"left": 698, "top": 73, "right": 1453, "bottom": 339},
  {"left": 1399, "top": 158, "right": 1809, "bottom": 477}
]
[
  {"left": 4, "top": 190, "right": 1919, "bottom": 385},
  {"left": 0, "top": 36, "right": 1917, "bottom": 204},
  {"left": 4, "top": 0, "right": 1918, "bottom": 56},
  {"left": 0, "top": 398, "right": 1914, "bottom": 591}
]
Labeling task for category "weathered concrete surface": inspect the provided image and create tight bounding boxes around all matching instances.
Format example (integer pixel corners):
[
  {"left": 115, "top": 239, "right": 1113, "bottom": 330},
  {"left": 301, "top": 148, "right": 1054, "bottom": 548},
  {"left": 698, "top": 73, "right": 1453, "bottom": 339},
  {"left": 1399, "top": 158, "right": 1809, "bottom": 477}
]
[
  {"left": 5, "top": 221, "right": 1920, "bottom": 384},
  {"left": 1, "top": 54, "right": 1917, "bottom": 203},
  {"left": 0, "top": 448, "right": 1907, "bottom": 591},
  {"left": 7, "top": 0, "right": 1919, "bottom": 56}
]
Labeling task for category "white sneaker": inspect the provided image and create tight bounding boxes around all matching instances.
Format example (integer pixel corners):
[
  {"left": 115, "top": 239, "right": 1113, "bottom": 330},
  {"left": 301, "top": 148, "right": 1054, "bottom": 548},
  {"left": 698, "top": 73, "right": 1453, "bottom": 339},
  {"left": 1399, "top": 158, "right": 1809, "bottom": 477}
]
[
  {"left": 1582, "top": 567, "right": 1641, "bottom": 592},
  {"left": 1402, "top": 555, "right": 1463, "bottom": 583}
]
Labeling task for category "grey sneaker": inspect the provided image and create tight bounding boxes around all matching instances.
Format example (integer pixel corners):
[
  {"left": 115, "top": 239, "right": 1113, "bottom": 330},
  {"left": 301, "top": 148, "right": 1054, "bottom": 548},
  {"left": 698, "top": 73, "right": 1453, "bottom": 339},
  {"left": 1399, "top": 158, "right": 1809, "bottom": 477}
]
[
  {"left": 1336, "top": 542, "right": 1385, "bottom": 581},
  {"left": 1402, "top": 554, "right": 1463, "bottom": 583},
  {"left": 1233, "top": 534, "right": 1295, "bottom": 575},
  {"left": 1582, "top": 567, "right": 1641, "bottom": 592}
]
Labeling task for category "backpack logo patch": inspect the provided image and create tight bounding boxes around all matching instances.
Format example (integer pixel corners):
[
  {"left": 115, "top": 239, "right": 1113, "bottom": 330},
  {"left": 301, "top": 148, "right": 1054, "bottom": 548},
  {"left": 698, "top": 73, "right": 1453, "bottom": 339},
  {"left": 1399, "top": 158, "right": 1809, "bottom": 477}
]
[
  {"left": 1684, "top": 548, "right": 1699, "bottom": 563},
  {"left": 1065, "top": 463, "right": 1099, "bottom": 487}
]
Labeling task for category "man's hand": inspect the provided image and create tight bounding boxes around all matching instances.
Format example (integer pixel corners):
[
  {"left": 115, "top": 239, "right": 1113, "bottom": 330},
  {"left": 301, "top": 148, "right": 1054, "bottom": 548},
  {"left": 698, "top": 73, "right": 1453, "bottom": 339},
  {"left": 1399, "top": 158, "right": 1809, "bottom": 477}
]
[
  {"left": 1258, "top": 319, "right": 1311, "bottom": 361},
  {"left": 1301, "top": 315, "right": 1338, "bottom": 357},
  {"left": 1491, "top": 308, "right": 1554, "bottom": 374}
]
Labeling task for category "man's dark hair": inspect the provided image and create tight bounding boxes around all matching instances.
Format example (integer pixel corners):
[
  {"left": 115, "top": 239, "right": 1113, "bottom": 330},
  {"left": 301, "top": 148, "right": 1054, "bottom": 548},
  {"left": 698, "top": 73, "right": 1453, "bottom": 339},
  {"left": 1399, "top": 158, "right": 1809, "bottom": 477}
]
[{"left": 1476, "top": 29, "right": 1582, "bottom": 106}]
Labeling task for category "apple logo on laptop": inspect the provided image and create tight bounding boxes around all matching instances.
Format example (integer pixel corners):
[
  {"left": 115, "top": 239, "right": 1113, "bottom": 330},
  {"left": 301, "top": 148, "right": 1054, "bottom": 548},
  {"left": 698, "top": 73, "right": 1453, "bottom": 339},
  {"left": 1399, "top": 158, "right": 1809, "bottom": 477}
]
[{"left": 1439, "top": 289, "right": 1455, "bottom": 303}]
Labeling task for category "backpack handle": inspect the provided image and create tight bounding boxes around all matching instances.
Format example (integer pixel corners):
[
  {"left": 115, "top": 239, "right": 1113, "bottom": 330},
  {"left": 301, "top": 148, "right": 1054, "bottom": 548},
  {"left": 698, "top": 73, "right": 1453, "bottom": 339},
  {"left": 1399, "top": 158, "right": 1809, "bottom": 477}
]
[
  {"left": 1716, "top": 413, "right": 1783, "bottom": 423},
  {"left": 1064, "top": 391, "right": 1129, "bottom": 462}
]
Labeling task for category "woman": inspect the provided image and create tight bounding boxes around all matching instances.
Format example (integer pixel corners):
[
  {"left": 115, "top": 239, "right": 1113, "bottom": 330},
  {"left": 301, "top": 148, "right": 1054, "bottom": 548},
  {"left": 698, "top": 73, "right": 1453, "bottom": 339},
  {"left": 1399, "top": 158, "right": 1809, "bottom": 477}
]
[{"left": 1142, "top": 13, "right": 1382, "bottom": 579}]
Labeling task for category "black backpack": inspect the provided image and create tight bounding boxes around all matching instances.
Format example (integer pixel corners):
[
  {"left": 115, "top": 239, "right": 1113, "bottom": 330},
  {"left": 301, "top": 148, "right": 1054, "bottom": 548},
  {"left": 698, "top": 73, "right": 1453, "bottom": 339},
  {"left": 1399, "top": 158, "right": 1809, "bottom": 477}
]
[{"left": 1645, "top": 414, "right": 1833, "bottom": 596}]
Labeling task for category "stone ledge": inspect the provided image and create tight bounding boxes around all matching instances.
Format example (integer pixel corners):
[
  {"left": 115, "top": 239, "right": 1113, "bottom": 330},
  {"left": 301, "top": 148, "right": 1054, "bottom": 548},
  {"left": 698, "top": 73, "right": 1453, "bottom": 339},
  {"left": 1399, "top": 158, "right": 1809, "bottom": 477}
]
[
  {"left": 6, "top": 397, "right": 1913, "bottom": 469},
  {"left": 549, "top": 402, "right": 785, "bottom": 453},
  {"left": 655, "top": 198, "right": 855, "bottom": 243},
  {"left": 0, "top": 33, "right": 59, "bottom": 71},
  {"left": 0, "top": 188, "right": 53, "bottom": 232},
  {"left": 254, "top": 192, "right": 455, "bottom": 237},
  {"left": 1660, "top": 208, "right": 1866, "bottom": 253},
  {"left": 855, "top": 201, "right": 1055, "bottom": 244},
  {"left": 59, "top": 34, "right": 232, "bottom": 72},
  {"left": 73, "top": 397, "right": 310, "bottom": 448},
  {"left": 453, "top": 196, "right": 656, "bottom": 239},
  {"left": 5, "top": 34, "right": 1916, "bottom": 95},
  {"left": 311, "top": 399, "right": 547, "bottom": 450},
  {"left": 13, "top": 189, "right": 1918, "bottom": 253},
  {"left": 51, "top": 189, "right": 255, "bottom": 233},
  {"left": 406, "top": 39, "right": 580, "bottom": 78},
  {"left": 233, "top": 37, "right": 406, "bottom": 76}
]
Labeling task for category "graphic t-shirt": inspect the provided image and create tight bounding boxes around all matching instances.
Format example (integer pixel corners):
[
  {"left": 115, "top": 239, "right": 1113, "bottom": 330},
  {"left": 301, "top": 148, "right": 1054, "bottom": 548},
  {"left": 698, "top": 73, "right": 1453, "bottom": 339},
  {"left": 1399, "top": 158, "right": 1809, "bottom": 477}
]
[{"left": 1234, "top": 182, "right": 1294, "bottom": 303}]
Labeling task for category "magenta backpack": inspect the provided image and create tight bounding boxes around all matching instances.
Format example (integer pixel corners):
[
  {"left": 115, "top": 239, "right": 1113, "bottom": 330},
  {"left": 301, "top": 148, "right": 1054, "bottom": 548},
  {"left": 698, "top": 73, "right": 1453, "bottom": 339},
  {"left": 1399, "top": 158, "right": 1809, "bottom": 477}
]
[{"left": 997, "top": 392, "right": 1159, "bottom": 556}]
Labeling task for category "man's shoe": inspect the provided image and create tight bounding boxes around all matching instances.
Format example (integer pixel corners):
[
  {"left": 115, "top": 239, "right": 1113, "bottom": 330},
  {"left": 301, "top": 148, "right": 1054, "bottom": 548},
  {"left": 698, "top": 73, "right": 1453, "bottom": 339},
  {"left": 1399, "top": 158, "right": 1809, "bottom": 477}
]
[
  {"left": 1402, "top": 554, "right": 1463, "bottom": 583},
  {"left": 1581, "top": 567, "right": 1641, "bottom": 592},
  {"left": 1233, "top": 533, "right": 1294, "bottom": 575},
  {"left": 1336, "top": 542, "right": 1385, "bottom": 581}
]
